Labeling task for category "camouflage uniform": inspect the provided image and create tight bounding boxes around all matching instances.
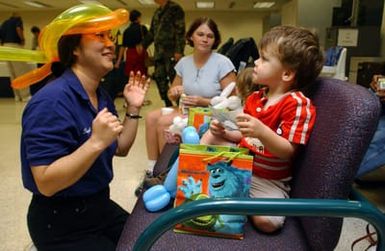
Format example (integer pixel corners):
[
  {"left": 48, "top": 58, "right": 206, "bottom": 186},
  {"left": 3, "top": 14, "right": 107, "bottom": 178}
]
[{"left": 143, "top": 0, "right": 185, "bottom": 106}]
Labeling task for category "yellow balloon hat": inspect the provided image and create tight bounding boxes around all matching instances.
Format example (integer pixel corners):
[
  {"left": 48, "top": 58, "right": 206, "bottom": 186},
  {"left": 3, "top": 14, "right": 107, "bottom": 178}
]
[{"left": 0, "top": 3, "right": 129, "bottom": 89}]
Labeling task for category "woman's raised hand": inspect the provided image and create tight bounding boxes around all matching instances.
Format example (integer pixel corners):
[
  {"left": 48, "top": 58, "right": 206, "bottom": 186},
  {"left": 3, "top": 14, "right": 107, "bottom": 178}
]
[{"left": 123, "top": 71, "right": 150, "bottom": 109}]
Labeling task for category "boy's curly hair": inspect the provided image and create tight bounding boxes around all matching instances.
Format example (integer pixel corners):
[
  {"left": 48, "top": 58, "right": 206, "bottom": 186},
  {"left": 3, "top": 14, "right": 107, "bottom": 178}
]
[{"left": 259, "top": 26, "right": 324, "bottom": 93}]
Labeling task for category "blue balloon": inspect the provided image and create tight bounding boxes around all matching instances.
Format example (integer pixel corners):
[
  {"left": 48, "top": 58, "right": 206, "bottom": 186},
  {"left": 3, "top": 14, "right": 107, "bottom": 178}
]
[
  {"left": 182, "top": 126, "right": 200, "bottom": 144},
  {"left": 143, "top": 185, "right": 171, "bottom": 212},
  {"left": 164, "top": 158, "right": 179, "bottom": 198},
  {"left": 183, "top": 126, "right": 196, "bottom": 133}
]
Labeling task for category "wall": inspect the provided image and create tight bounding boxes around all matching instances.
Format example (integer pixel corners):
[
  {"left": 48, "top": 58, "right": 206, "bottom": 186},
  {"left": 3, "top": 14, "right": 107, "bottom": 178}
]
[
  {"left": 0, "top": 9, "right": 264, "bottom": 54},
  {"left": 0, "top": 0, "right": 383, "bottom": 71},
  {"left": 298, "top": 0, "right": 342, "bottom": 47},
  {"left": 280, "top": 0, "right": 342, "bottom": 48},
  {"left": 281, "top": 0, "right": 298, "bottom": 26}
]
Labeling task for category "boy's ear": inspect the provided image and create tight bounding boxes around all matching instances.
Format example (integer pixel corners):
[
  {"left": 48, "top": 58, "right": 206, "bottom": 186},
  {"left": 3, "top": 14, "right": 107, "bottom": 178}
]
[{"left": 282, "top": 69, "right": 296, "bottom": 83}]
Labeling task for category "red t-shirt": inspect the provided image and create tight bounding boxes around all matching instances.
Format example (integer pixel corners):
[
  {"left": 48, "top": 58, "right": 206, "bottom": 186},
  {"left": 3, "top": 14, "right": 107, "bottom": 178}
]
[{"left": 239, "top": 88, "right": 316, "bottom": 180}]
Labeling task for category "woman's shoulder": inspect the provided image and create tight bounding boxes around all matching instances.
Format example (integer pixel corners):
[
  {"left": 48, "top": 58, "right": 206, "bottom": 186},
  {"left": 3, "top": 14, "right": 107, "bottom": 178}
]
[
  {"left": 178, "top": 54, "right": 193, "bottom": 65},
  {"left": 211, "top": 52, "right": 230, "bottom": 60},
  {"left": 210, "top": 52, "right": 234, "bottom": 66}
]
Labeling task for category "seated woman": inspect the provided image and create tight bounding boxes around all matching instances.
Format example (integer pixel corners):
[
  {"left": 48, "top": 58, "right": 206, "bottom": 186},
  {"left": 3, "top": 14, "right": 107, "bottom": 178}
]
[{"left": 145, "top": 17, "right": 236, "bottom": 173}]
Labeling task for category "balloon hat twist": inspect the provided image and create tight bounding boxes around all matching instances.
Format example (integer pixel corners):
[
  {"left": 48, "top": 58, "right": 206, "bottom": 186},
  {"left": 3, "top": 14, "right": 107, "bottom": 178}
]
[{"left": 0, "top": 3, "right": 128, "bottom": 89}]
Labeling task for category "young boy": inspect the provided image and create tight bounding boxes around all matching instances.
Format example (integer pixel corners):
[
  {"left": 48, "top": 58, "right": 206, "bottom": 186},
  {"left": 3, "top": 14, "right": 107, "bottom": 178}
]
[{"left": 204, "top": 25, "right": 324, "bottom": 233}]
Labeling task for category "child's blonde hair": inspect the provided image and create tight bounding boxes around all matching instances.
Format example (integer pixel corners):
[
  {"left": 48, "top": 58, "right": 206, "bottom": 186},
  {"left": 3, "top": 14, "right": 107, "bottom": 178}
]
[{"left": 236, "top": 67, "right": 259, "bottom": 102}]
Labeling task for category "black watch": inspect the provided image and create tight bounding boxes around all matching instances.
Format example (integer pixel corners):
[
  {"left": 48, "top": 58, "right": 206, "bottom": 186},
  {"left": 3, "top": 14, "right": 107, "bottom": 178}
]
[{"left": 126, "top": 113, "right": 142, "bottom": 119}]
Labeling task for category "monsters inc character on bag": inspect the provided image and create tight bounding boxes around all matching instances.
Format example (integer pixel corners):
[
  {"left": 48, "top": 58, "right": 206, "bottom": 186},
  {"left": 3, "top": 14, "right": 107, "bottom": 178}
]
[{"left": 174, "top": 146, "right": 252, "bottom": 239}]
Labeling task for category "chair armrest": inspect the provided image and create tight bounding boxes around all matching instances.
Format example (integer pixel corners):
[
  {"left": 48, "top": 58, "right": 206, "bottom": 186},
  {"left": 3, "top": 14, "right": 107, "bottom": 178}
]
[{"left": 133, "top": 191, "right": 385, "bottom": 251}]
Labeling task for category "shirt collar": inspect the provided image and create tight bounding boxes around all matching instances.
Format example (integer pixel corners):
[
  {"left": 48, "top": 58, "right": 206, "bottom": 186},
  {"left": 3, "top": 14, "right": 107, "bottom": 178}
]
[{"left": 62, "top": 69, "right": 108, "bottom": 111}]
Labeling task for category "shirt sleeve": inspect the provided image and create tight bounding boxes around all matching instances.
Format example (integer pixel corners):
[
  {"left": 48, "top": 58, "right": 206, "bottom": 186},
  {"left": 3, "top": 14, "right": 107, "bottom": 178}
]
[
  {"left": 174, "top": 56, "right": 185, "bottom": 77},
  {"left": 279, "top": 92, "right": 316, "bottom": 145},
  {"left": 22, "top": 98, "right": 80, "bottom": 166},
  {"left": 217, "top": 55, "right": 235, "bottom": 80}
]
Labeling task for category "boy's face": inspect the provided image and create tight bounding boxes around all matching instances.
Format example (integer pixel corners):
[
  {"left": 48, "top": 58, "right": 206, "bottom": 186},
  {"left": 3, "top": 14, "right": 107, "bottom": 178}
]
[{"left": 252, "top": 45, "right": 286, "bottom": 87}]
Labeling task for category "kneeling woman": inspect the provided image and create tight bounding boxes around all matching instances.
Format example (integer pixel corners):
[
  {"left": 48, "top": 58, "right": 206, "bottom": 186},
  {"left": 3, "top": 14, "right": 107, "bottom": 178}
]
[{"left": 20, "top": 5, "right": 149, "bottom": 251}]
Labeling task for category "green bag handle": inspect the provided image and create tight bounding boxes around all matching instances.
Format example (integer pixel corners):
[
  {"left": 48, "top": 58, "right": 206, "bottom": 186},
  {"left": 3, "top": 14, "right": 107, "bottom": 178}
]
[
  {"left": 181, "top": 144, "right": 249, "bottom": 154},
  {"left": 202, "top": 151, "right": 242, "bottom": 163}
]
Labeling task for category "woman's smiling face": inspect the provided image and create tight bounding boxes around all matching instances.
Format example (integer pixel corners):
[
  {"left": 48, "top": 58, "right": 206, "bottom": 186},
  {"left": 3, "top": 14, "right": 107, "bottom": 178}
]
[{"left": 75, "top": 31, "right": 116, "bottom": 74}]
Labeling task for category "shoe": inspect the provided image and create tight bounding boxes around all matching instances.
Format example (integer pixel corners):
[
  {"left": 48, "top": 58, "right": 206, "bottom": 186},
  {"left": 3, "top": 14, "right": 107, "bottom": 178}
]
[
  {"left": 143, "top": 172, "right": 167, "bottom": 188},
  {"left": 145, "top": 169, "right": 153, "bottom": 178}
]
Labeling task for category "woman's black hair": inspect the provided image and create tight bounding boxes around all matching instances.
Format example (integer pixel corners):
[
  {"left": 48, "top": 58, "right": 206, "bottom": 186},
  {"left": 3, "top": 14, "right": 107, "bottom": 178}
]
[
  {"left": 49, "top": 34, "right": 82, "bottom": 77},
  {"left": 57, "top": 34, "right": 82, "bottom": 69}
]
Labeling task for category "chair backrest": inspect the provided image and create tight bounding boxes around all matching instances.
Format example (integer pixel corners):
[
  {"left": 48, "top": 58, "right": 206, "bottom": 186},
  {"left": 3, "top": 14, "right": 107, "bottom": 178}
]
[
  {"left": 217, "top": 37, "right": 234, "bottom": 55},
  {"left": 225, "top": 37, "right": 259, "bottom": 71},
  {"left": 291, "top": 77, "right": 381, "bottom": 250}
]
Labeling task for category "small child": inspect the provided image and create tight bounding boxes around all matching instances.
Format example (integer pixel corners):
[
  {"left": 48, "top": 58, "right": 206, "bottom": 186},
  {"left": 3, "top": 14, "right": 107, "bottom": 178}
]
[
  {"left": 202, "top": 25, "right": 323, "bottom": 233},
  {"left": 235, "top": 67, "right": 260, "bottom": 104},
  {"left": 200, "top": 67, "right": 258, "bottom": 145}
]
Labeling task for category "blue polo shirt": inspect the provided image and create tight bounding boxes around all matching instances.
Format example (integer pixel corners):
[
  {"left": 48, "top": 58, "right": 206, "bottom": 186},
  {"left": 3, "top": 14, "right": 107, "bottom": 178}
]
[{"left": 21, "top": 69, "right": 118, "bottom": 197}]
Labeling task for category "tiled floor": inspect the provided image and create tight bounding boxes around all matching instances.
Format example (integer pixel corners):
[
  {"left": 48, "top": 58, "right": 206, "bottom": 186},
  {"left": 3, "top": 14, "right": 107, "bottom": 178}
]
[{"left": 0, "top": 82, "right": 383, "bottom": 250}]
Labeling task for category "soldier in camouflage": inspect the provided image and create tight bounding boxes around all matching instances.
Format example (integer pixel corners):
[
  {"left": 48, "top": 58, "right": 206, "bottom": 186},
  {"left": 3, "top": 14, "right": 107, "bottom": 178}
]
[{"left": 142, "top": 0, "right": 185, "bottom": 107}]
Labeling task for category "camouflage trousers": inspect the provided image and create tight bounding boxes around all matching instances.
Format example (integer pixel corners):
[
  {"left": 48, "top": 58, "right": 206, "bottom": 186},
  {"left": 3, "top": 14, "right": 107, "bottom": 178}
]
[{"left": 153, "top": 56, "right": 176, "bottom": 107}]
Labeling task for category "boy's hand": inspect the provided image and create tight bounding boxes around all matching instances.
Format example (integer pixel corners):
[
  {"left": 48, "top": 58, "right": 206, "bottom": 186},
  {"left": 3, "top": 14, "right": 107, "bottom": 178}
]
[
  {"left": 209, "top": 119, "right": 226, "bottom": 137},
  {"left": 236, "top": 113, "right": 266, "bottom": 138}
]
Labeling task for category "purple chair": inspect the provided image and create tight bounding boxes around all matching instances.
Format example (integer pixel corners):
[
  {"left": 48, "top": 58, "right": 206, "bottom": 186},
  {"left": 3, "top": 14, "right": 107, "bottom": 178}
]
[{"left": 117, "top": 78, "right": 383, "bottom": 251}]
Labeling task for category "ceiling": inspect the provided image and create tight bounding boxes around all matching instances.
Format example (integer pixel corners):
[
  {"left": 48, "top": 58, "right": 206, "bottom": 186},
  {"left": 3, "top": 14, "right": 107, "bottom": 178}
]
[{"left": 0, "top": 0, "right": 290, "bottom": 13}]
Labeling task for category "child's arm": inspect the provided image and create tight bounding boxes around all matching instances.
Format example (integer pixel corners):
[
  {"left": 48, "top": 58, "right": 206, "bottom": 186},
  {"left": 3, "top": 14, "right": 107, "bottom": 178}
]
[{"left": 236, "top": 113, "right": 298, "bottom": 160}]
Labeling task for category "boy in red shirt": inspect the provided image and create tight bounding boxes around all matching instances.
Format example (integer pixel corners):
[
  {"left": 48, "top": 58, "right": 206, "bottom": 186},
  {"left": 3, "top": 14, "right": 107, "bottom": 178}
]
[{"left": 202, "top": 26, "right": 324, "bottom": 233}]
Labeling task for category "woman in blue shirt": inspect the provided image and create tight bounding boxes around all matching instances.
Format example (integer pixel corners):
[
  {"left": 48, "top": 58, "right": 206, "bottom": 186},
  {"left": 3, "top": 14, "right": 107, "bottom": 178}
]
[
  {"left": 144, "top": 17, "right": 236, "bottom": 174},
  {"left": 20, "top": 5, "right": 149, "bottom": 251}
]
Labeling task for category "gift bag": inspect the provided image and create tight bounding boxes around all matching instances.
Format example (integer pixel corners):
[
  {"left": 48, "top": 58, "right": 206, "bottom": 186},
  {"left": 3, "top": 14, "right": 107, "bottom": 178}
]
[
  {"left": 174, "top": 144, "right": 253, "bottom": 239},
  {"left": 187, "top": 107, "right": 212, "bottom": 136}
]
